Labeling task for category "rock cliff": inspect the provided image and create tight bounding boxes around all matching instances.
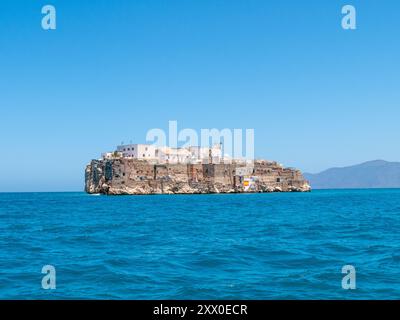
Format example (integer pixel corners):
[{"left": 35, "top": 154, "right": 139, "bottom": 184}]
[{"left": 85, "top": 158, "right": 310, "bottom": 195}]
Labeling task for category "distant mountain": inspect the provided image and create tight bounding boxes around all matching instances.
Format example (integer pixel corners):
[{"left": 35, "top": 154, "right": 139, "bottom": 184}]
[{"left": 304, "top": 160, "right": 400, "bottom": 189}]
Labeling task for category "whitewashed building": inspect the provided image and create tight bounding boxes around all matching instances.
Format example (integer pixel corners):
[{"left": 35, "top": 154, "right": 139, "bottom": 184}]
[
  {"left": 188, "top": 144, "right": 222, "bottom": 164},
  {"left": 156, "top": 147, "right": 191, "bottom": 164},
  {"left": 115, "top": 143, "right": 222, "bottom": 164},
  {"left": 101, "top": 151, "right": 122, "bottom": 160},
  {"left": 116, "top": 144, "right": 156, "bottom": 160}
]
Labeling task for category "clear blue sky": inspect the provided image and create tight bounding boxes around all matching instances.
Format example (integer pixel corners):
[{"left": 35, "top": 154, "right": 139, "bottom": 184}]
[{"left": 1, "top": 0, "right": 399, "bottom": 192}]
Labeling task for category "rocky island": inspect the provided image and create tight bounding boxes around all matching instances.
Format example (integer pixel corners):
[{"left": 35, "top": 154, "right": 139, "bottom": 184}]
[{"left": 85, "top": 148, "right": 310, "bottom": 195}]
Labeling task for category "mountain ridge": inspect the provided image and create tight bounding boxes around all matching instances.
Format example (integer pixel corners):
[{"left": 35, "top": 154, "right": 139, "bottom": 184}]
[{"left": 304, "top": 160, "right": 400, "bottom": 189}]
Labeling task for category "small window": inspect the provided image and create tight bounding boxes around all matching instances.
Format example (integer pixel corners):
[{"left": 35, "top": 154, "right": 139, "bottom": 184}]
[{"left": 143, "top": 154, "right": 146, "bottom": 157}]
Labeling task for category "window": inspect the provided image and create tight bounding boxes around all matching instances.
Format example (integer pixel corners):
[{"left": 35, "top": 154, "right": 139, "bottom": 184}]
[{"left": 143, "top": 154, "right": 145, "bottom": 157}]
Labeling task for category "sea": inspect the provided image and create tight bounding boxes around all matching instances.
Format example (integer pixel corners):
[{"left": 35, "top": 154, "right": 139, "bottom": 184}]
[{"left": 1, "top": 189, "right": 399, "bottom": 299}]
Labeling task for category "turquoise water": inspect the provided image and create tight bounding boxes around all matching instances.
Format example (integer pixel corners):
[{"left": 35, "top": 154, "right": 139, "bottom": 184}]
[{"left": 1, "top": 189, "right": 399, "bottom": 299}]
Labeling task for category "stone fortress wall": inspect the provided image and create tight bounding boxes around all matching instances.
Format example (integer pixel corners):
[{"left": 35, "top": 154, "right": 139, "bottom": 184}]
[{"left": 85, "top": 158, "right": 311, "bottom": 195}]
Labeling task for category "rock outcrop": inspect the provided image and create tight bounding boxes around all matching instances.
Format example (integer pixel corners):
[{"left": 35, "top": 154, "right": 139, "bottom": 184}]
[{"left": 85, "top": 159, "right": 310, "bottom": 195}]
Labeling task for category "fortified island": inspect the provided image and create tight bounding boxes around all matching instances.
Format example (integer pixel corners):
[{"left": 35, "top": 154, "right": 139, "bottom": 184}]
[{"left": 85, "top": 143, "right": 311, "bottom": 195}]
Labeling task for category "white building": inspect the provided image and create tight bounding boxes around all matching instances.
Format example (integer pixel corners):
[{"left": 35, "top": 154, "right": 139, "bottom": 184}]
[
  {"left": 188, "top": 144, "right": 222, "bottom": 164},
  {"left": 116, "top": 144, "right": 156, "bottom": 160},
  {"left": 115, "top": 143, "right": 222, "bottom": 164},
  {"left": 188, "top": 146, "right": 208, "bottom": 163},
  {"left": 156, "top": 147, "right": 191, "bottom": 164},
  {"left": 101, "top": 151, "right": 122, "bottom": 160}
]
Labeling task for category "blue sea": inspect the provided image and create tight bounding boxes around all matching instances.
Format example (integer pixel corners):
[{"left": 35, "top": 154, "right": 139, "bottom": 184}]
[{"left": 1, "top": 189, "right": 400, "bottom": 299}]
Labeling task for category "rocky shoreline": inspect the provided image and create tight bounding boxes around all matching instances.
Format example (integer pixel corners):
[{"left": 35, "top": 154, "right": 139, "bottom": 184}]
[{"left": 85, "top": 158, "right": 310, "bottom": 195}]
